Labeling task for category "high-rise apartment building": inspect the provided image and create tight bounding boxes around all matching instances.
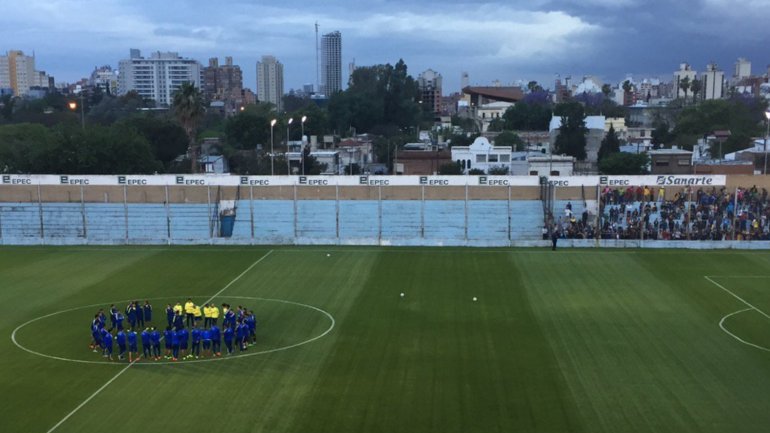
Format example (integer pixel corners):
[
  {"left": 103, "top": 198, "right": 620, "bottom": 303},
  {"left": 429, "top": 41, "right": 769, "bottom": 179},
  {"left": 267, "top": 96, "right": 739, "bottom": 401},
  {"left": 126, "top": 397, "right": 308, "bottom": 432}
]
[
  {"left": 118, "top": 49, "right": 202, "bottom": 107},
  {"left": 256, "top": 55, "right": 284, "bottom": 111},
  {"left": 673, "top": 63, "right": 696, "bottom": 99},
  {"left": 702, "top": 63, "right": 724, "bottom": 100},
  {"left": 321, "top": 31, "right": 342, "bottom": 95},
  {"left": 203, "top": 56, "right": 243, "bottom": 102},
  {"left": 0, "top": 50, "right": 47, "bottom": 96},
  {"left": 417, "top": 69, "right": 443, "bottom": 114},
  {"left": 89, "top": 66, "right": 118, "bottom": 95},
  {"left": 734, "top": 57, "right": 751, "bottom": 80}
]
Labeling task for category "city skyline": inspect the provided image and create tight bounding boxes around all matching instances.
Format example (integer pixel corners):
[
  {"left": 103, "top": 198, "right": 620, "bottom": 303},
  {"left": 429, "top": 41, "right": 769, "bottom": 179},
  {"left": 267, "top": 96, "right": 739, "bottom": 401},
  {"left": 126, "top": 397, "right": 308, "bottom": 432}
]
[{"left": 2, "top": 0, "right": 770, "bottom": 93}]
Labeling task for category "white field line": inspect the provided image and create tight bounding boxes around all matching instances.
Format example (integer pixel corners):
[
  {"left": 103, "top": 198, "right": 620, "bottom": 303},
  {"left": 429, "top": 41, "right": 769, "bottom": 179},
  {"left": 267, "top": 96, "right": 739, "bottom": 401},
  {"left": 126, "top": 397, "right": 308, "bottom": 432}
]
[
  {"left": 704, "top": 276, "right": 770, "bottom": 321},
  {"left": 46, "top": 249, "right": 274, "bottom": 433},
  {"left": 705, "top": 275, "right": 770, "bottom": 353},
  {"left": 718, "top": 309, "right": 770, "bottom": 353}
]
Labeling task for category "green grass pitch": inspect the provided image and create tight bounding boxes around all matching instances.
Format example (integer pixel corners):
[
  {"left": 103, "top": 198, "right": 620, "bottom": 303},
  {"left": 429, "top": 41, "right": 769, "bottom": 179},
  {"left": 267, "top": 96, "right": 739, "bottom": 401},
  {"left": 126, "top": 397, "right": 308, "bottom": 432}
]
[{"left": 2, "top": 246, "right": 770, "bottom": 433}]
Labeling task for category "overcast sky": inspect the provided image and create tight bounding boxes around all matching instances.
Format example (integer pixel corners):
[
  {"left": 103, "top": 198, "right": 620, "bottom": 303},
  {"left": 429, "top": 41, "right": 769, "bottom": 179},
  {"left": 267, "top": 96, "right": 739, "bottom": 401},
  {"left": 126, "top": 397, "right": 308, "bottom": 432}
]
[{"left": 2, "top": 0, "right": 769, "bottom": 93}]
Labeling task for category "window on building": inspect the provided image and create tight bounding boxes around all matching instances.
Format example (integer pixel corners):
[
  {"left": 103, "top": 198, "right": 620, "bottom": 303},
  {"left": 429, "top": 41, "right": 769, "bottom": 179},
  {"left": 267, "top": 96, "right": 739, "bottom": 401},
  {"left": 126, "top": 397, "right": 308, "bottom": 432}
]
[
  {"left": 655, "top": 161, "right": 670, "bottom": 167},
  {"left": 488, "top": 154, "right": 498, "bottom": 162},
  {"left": 529, "top": 170, "right": 539, "bottom": 176},
  {"left": 678, "top": 159, "right": 690, "bottom": 166},
  {"left": 500, "top": 154, "right": 510, "bottom": 162},
  {"left": 476, "top": 154, "right": 487, "bottom": 163}
]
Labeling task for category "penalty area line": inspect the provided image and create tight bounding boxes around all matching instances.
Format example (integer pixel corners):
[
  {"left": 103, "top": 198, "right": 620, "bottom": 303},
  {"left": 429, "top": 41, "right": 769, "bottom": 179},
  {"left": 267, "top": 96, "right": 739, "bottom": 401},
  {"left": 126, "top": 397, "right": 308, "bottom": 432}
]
[
  {"left": 704, "top": 276, "right": 770, "bottom": 321},
  {"left": 46, "top": 249, "right": 274, "bottom": 433}
]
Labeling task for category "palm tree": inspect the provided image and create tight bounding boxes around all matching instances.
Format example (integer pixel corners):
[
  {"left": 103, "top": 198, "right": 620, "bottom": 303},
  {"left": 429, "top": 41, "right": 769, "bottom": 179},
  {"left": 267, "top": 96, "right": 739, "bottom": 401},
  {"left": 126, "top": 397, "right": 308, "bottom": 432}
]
[
  {"left": 679, "top": 76, "right": 691, "bottom": 104},
  {"left": 172, "top": 82, "right": 205, "bottom": 173},
  {"left": 690, "top": 78, "right": 702, "bottom": 103}
]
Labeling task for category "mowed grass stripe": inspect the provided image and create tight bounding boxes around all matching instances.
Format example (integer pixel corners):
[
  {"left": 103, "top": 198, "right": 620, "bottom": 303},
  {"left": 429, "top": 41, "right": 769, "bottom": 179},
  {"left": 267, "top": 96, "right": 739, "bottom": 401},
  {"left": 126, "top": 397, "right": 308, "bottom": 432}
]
[
  {"left": 37, "top": 249, "right": 379, "bottom": 433},
  {"left": 518, "top": 250, "right": 770, "bottom": 433},
  {"left": 0, "top": 248, "right": 274, "bottom": 433},
  {"left": 288, "top": 249, "right": 584, "bottom": 433}
]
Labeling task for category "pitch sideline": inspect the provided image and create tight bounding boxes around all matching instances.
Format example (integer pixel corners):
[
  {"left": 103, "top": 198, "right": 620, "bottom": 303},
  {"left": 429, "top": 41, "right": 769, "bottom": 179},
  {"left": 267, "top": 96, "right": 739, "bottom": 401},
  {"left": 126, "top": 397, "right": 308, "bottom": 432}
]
[
  {"left": 705, "top": 275, "right": 770, "bottom": 353},
  {"left": 46, "top": 249, "right": 274, "bottom": 433}
]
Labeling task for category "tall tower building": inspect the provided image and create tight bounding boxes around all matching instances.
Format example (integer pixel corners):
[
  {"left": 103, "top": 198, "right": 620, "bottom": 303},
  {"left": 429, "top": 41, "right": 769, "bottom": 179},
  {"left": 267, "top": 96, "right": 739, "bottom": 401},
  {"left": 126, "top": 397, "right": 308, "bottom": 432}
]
[
  {"left": 702, "top": 63, "right": 724, "bottom": 101},
  {"left": 118, "top": 49, "right": 202, "bottom": 107},
  {"left": 203, "top": 56, "right": 243, "bottom": 102},
  {"left": 734, "top": 57, "right": 751, "bottom": 81},
  {"left": 256, "top": 55, "right": 284, "bottom": 111},
  {"left": 673, "top": 63, "right": 696, "bottom": 99},
  {"left": 0, "top": 50, "right": 38, "bottom": 96},
  {"left": 321, "top": 31, "right": 342, "bottom": 95},
  {"left": 417, "top": 69, "right": 443, "bottom": 114}
]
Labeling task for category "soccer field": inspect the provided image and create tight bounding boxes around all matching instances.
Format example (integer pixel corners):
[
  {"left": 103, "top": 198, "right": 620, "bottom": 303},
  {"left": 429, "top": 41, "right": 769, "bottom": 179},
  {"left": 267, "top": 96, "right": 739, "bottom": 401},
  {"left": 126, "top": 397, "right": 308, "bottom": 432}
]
[{"left": 2, "top": 246, "right": 770, "bottom": 433}]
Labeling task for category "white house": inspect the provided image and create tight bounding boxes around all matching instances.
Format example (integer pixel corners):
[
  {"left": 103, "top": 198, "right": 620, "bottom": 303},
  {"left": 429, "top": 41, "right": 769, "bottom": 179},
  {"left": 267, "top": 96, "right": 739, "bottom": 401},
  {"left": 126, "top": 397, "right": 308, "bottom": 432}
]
[{"left": 451, "top": 137, "right": 512, "bottom": 174}]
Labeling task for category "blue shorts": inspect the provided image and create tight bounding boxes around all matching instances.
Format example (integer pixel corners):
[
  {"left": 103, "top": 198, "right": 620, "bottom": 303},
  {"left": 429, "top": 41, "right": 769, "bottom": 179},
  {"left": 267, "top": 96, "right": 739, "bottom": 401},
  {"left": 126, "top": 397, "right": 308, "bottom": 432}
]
[{"left": 129, "top": 344, "right": 138, "bottom": 352}]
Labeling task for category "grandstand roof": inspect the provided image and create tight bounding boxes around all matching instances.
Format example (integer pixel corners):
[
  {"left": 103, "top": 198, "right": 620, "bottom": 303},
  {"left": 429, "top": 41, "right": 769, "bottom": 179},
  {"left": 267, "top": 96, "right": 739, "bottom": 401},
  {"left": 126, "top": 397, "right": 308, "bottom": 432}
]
[{"left": 462, "top": 86, "right": 524, "bottom": 103}]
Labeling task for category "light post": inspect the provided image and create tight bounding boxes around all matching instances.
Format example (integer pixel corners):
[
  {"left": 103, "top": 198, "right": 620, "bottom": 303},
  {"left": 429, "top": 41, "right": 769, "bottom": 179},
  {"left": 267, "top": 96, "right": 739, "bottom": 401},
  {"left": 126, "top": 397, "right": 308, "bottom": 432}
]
[
  {"left": 300, "top": 115, "right": 307, "bottom": 175},
  {"left": 287, "top": 118, "right": 293, "bottom": 175},
  {"left": 68, "top": 95, "right": 84, "bottom": 130},
  {"left": 764, "top": 111, "right": 770, "bottom": 175},
  {"left": 270, "top": 119, "right": 277, "bottom": 176}
]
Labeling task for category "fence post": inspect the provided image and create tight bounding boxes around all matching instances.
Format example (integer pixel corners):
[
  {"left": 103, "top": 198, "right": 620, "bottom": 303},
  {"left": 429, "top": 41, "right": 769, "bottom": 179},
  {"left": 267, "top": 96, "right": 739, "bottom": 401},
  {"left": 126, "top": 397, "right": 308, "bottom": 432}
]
[
  {"left": 507, "top": 185, "right": 511, "bottom": 245},
  {"left": 378, "top": 184, "right": 382, "bottom": 245},
  {"left": 207, "top": 186, "right": 213, "bottom": 243},
  {"left": 464, "top": 183, "right": 469, "bottom": 243},
  {"left": 37, "top": 184, "right": 44, "bottom": 243},
  {"left": 165, "top": 185, "right": 171, "bottom": 245},
  {"left": 421, "top": 185, "right": 425, "bottom": 239},
  {"left": 335, "top": 183, "right": 340, "bottom": 244},
  {"left": 249, "top": 185, "right": 254, "bottom": 243},
  {"left": 123, "top": 185, "right": 129, "bottom": 244},
  {"left": 293, "top": 184, "right": 298, "bottom": 243},
  {"left": 80, "top": 185, "right": 87, "bottom": 241}
]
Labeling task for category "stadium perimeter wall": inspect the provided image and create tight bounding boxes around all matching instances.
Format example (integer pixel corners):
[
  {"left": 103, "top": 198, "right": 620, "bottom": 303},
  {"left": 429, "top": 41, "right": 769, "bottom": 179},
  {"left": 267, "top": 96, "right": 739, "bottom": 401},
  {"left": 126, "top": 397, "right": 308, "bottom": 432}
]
[{"left": 1, "top": 174, "right": 769, "bottom": 249}]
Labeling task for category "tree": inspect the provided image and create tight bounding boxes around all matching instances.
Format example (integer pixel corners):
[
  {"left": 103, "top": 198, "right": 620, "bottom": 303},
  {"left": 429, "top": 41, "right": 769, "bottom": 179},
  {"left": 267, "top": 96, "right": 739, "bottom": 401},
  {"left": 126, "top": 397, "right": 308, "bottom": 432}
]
[
  {"left": 494, "top": 131, "right": 525, "bottom": 151},
  {"left": 487, "top": 117, "right": 505, "bottom": 132},
  {"left": 601, "top": 84, "right": 612, "bottom": 98},
  {"left": 0, "top": 123, "right": 57, "bottom": 173},
  {"left": 224, "top": 103, "right": 275, "bottom": 151},
  {"left": 651, "top": 122, "right": 674, "bottom": 148},
  {"left": 502, "top": 102, "right": 552, "bottom": 131},
  {"left": 679, "top": 76, "right": 691, "bottom": 104},
  {"left": 123, "top": 117, "right": 189, "bottom": 171},
  {"left": 598, "top": 152, "right": 649, "bottom": 175},
  {"left": 439, "top": 161, "right": 463, "bottom": 175},
  {"left": 690, "top": 78, "right": 702, "bottom": 103},
  {"left": 487, "top": 166, "right": 509, "bottom": 175},
  {"left": 598, "top": 125, "right": 621, "bottom": 161},
  {"left": 172, "top": 82, "right": 205, "bottom": 173},
  {"left": 553, "top": 102, "right": 588, "bottom": 160}
]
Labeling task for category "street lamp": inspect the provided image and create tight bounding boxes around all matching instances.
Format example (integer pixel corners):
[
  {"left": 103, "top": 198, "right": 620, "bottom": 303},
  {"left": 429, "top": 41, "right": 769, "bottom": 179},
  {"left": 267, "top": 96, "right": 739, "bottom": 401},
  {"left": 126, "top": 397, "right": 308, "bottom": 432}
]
[
  {"left": 68, "top": 96, "right": 84, "bottom": 130},
  {"left": 300, "top": 115, "right": 308, "bottom": 175},
  {"left": 764, "top": 111, "right": 770, "bottom": 175},
  {"left": 287, "top": 118, "right": 293, "bottom": 175},
  {"left": 270, "top": 119, "right": 277, "bottom": 176}
]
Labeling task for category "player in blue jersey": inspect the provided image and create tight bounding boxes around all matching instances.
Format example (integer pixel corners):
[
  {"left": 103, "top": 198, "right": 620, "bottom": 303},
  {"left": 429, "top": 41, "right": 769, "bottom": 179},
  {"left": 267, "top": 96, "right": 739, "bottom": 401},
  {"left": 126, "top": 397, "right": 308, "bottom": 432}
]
[
  {"left": 223, "top": 325, "right": 234, "bottom": 355},
  {"left": 126, "top": 302, "right": 137, "bottom": 329},
  {"left": 136, "top": 302, "right": 145, "bottom": 328},
  {"left": 201, "top": 327, "right": 212, "bottom": 357},
  {"left": 164, "top": 327, "right": 174, "bottom": 359},
  {"left": 165, "top": 304, "right": 174, "bottom": 328},
  {"left": 116, "top": 329, "right": 127, "bottom": 361},
  {"left": 179, "top": 327, "right": 190, "bottom": 359},
  {"left": 171, "top": 328, "right": 181, "bottom": 361},
  {"left": 140, "top": 328, "right": 151, "bottom": 359},
  {"left": 236, "top": 320, "right": 248, "bottom": 352},
  {"left": 103, "top": 331, "right": 114, "bottom": 361},
  {"left": 143, "top": 301, "right": 153, "bottom": 324},
  {"left": 115, "top": 311, "right": 125, "bottom": 331},
  {"left": 209, "top": 324, "right": 221, "bottom": 356},
  {"left": 173, "top": 311, "right": 184, "bottom": 330},
  {"left": 127, "top": 328, "right": 138, "bottom": 362},
  {"left": 245, "top": 310, "right": 257, "bottom": 345},
  {"left": 108, "top": 305, "right": 118, "bottom": 331},
  {"left": 191, "top": 326, "right": 201, "bottom": 359},
  {"left": 150, "top": 327, "right": 161, "bottom": 360},
  {"left": 90, "top": 314, "right": 102, "bottom": 351},
  {"left": 100, "top": 327, "right": 110, "bottom": 357}
]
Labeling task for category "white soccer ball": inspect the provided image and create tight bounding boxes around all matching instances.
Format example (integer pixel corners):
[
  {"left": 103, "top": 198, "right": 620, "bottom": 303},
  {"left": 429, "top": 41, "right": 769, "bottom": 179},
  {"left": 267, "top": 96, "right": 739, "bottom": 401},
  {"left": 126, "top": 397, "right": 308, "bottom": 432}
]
[
  {"left": 326, "top": 253, "right": 331, "bottom": 257},
  {"left": 400, "top": 292, "right": 404, "bottom": 297},
  {"left": 472, "top": 297, "right": 477, "bottom": 302}
]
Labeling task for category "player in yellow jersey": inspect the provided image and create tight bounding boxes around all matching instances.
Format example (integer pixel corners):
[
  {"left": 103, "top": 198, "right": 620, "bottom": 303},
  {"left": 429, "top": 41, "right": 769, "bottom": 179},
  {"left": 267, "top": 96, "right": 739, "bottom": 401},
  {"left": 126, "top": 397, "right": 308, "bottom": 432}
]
[
  {"left": 210, "top": 304, "right": 220, "bottom": 326},
  {"left": 184, "top": 298, "right": 195, "bottom": 327}
]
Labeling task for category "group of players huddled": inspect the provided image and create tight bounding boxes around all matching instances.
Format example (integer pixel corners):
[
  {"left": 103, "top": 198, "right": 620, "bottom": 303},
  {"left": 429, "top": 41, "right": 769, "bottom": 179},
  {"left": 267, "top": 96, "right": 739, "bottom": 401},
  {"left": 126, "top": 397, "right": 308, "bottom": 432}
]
[{"left": 89, "top": 299, "right": 258, "bottom": 362}]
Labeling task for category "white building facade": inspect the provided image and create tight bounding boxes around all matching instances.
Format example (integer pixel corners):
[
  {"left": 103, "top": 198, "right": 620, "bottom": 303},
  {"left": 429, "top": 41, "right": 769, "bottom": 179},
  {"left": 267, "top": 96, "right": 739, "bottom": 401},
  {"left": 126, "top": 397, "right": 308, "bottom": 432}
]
[
  {"left": 0, "top": 50, "right": 43, "bottom": 96},
  {"left": 673, "top": 63, "right": 697, "bottom": 99},
  {"left": 117, "top": 49, "right": 202, "bottom": 107},
  {"left": 702, "top": 63, "right": 724, "bottom": 100},
  {"left": 451, "top": 137, "right": 512, "bottom": 174},
  {"left": 321, "top": 31, "right": 342, "bottom": 95},
  {"left": 256, "top": 55, "right": 284, "bottom": 111}
]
